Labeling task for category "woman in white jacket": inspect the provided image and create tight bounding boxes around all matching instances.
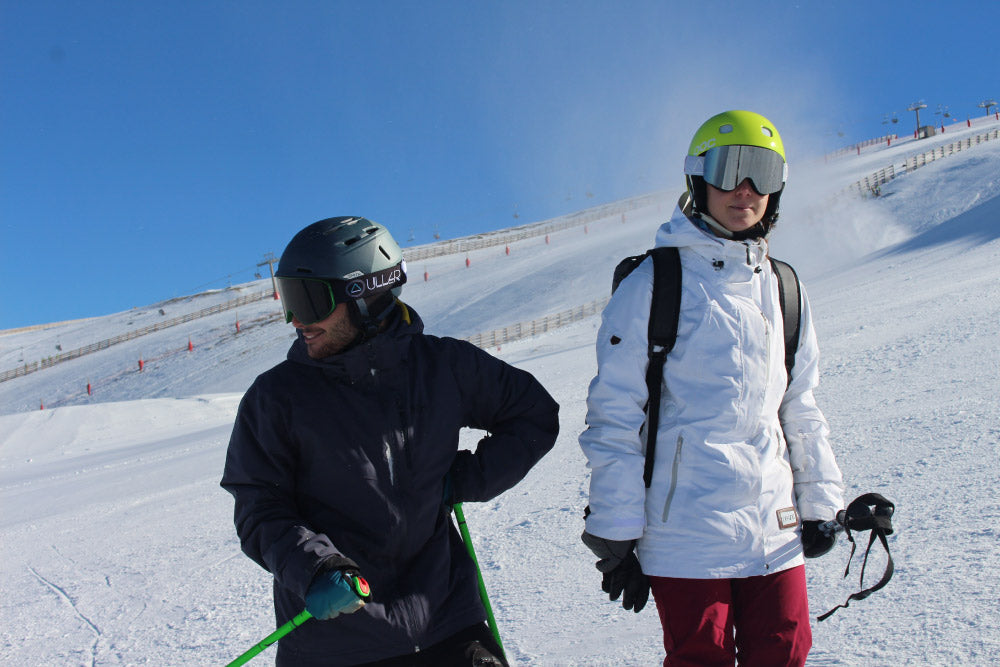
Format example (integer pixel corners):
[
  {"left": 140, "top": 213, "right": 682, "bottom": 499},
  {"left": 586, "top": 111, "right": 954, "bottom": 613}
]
[{"left": 580, "top": 110, "right": 844, "bottom": 666}]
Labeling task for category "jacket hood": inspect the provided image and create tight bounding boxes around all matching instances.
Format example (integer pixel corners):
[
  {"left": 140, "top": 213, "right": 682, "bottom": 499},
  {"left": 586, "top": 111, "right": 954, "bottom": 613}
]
[
  {"left": 286, "top": 301, "right": 424, "bottom": 381},
  {"left": 655, "top": 205, "right": 770, "bottom": 268}
]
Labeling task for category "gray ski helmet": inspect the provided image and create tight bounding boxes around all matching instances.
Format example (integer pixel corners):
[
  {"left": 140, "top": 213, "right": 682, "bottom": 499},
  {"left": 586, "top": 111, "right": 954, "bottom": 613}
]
[{"left": 276, "top": 216, "right": 406, "bottom": 309}]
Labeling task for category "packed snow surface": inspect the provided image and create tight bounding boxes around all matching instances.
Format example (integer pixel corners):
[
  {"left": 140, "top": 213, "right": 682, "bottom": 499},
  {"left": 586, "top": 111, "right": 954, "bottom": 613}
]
[{"left": 2, "top": 122, "right": 999, "bottom": 665}]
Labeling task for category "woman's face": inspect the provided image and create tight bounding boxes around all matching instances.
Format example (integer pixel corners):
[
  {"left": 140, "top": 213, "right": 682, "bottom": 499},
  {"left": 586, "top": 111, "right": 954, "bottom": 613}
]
[{"left": 706, "top": 179, "right": 769, "bottom": 233}]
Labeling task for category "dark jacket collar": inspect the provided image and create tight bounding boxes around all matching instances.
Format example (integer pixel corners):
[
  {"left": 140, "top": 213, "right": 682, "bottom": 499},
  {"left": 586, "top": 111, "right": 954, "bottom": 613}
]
[{"left": 286, "top": 302, "right": 424, "bottom": 382}]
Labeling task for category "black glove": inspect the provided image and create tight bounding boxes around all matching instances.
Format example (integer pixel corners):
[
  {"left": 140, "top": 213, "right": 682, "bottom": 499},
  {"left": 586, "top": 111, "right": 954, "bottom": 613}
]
[
  {"left": 601, "top": 551, "right": 650, "bottom": 612},
  {"left": 801, "top": 520, "right": 837, "bottom": 558},
  {"left": 581, "top": 531, "right": 634, "bottom": 572},
  {"left": 581, "top": 531, "right": 650, "bottom": 613}
]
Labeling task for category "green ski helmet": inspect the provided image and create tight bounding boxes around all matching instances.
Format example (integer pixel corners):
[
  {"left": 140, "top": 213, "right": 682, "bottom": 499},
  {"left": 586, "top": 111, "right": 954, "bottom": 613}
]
[
  {"left": 275, "top": 216, "right": 407, "bottom": 335},
  {"left": 683, "top": 110, "right": 787, "bottom": 237}
]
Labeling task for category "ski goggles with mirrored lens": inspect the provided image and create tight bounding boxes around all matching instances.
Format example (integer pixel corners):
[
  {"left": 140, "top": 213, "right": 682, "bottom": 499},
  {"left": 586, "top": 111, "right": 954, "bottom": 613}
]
[
  {"left": 684, "top": 145, "right": 787, "bottom": 195},
  {"left": 275, "top": 277, "right": 338, "bottom": 325}
]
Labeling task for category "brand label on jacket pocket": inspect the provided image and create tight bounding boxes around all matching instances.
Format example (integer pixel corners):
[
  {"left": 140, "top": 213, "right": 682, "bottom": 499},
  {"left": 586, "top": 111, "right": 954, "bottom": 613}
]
[{"left": 776, "top": 507, "right": 799, "bottom": 529}]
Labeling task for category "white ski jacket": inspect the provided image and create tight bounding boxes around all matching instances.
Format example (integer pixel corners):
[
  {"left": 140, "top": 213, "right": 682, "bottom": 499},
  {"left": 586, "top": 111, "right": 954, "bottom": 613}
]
[{"left": 580, "top": 208, "right": 843, "bottom": 579}]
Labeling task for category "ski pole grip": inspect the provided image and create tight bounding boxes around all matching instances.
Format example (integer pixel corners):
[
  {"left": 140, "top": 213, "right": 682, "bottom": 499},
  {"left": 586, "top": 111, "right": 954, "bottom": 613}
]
[
  {"left": 819, "top": 510, "right": 847, "bottom": 537},
  {"left": 348, "top": 573, "right": 372, "bottom": 600}
]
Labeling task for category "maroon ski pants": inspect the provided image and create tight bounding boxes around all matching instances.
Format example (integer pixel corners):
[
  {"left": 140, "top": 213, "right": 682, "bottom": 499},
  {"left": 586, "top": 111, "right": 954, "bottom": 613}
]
[{"left": 649, "top": 565, "right": 811, "bottom": 667}]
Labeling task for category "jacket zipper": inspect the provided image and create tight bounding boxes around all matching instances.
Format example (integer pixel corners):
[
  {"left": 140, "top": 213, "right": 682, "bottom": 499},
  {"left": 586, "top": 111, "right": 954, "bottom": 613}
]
[
  {"left": 761, "top": 307, "right": 772, "bottom": 391},
  {"left": 758, "top": 262, "right": 774, "bottom": 401},
  {"left": 760, "top": 305, "right": 773, "bottom": 567},
  {"left": 661, "top": 435, "right": 684, "bottom": 522}
]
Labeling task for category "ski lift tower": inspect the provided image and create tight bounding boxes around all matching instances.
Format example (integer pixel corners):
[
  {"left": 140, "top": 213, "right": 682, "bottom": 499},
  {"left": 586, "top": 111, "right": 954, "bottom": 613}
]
[
  {"left": 979, "top": 99, "right": 997, "bottom": 116},
  {"left": 908, "top": 101, "right": 927, "bottom": 137},
  {"left": 258, "top": 252, "right": 279, "bottom": 299}
]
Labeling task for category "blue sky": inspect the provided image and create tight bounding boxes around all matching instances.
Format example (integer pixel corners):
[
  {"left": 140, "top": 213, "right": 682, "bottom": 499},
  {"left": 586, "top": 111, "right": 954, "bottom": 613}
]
[{"left": 2, "top": 1, "right": 997, "bottom": 329}]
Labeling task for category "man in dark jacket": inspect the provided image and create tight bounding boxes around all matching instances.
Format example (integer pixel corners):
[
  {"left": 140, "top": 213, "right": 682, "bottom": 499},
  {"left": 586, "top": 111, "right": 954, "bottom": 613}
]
[{"left": 221, "top": 216, "right": 559, "bottom": 666}]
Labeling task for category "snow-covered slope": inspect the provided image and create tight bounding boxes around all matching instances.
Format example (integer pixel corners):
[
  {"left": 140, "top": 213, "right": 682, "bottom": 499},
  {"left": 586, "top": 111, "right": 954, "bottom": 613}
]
[{"left": 2, "top": 121, "right": 999, "bottom": 665}]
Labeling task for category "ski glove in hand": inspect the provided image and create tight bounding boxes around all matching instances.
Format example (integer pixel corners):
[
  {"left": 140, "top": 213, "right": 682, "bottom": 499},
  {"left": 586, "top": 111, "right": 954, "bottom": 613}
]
[
  {"left": 581, "top": 531, "right": 634, "bottom": 572},
  {"left": 801, "top": 520, "right": 837, "bottom": 558},
  {"left": 305, "top": 557, "right": 368, "bottom": 620},
  {"left": 581, "top": 531, "right": 650, "bottom": 613}
]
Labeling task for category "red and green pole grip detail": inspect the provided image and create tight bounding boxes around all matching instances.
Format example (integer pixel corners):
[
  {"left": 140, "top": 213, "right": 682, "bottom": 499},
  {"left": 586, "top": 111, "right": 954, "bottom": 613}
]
[{"left": 224, "top": 573, "right": 371, "bottom": 667}]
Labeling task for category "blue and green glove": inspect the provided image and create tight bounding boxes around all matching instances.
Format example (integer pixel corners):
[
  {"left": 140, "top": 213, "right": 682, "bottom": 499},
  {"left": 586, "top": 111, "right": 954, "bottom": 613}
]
[{"left": 305, "top": 557, "right": 371, "bottom": 620}]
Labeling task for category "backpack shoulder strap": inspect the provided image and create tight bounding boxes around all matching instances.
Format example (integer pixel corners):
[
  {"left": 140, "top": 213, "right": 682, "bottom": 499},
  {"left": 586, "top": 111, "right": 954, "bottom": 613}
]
[
  {"left": 769, "top": 257, "right": 801, "bottom": 386},
  {"left": 642, "top": 246, "right": 681, "bottom": 487},
  {"left": 612, "top": 254, "right": 647, "bottom": 293},
  {"left": 646, "top": 247, "right": 682, "bottom": 351}
]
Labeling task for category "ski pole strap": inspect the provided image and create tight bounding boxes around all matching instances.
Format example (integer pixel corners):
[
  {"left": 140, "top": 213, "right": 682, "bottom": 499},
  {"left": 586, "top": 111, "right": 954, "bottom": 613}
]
[{"left": 817, "top": 493, "right": 896, "bottom": 621}]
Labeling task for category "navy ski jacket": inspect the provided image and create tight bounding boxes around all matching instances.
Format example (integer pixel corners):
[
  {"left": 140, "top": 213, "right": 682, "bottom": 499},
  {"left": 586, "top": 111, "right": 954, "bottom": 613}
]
[{"left": 221, "top": 303, "right": 559, "bottom": 665}]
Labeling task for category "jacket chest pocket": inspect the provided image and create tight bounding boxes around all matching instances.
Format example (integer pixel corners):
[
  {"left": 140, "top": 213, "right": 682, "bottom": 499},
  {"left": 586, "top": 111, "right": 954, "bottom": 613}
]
[{"left": 678, "top": 298, "right": 747, "bottom": 398}]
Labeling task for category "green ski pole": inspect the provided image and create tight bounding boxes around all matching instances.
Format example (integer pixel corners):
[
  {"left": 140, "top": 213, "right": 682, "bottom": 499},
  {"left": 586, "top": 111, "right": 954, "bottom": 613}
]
[
  {"left": 454, "top": 502, "right": 505, "bottom": 657},
  {"left": 225, "top": 608, "right": 313, "bottom": 667},
  {"left": 225, "top": 574, "right": 370, "bottom": 666}
]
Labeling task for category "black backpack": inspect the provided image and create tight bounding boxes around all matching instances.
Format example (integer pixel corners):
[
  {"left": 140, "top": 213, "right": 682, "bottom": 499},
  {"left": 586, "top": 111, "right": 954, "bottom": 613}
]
[{"left": 612, "top": 246, "right": 801, "bottom": 488}]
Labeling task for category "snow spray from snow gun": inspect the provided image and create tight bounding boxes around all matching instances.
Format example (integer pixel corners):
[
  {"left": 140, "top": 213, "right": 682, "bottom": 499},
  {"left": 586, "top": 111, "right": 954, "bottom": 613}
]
[
  {"left": 455, "top": 502, "right": 506, "bottom": 658},
  {"left": 224, "top": 573, "right": 370, "bottom": 666},
  {"left": 816, "top": 493, "right": 896, "bottom": 621}
]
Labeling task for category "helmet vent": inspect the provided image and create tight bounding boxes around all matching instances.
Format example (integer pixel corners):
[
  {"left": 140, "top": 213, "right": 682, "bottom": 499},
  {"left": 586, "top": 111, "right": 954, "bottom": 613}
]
[
  {"left": 761, "top": 127, "right": 774, "bottom": 138},
  {"left": 719, "top": 123, "right": 734, "bottom": 134},
  {"left": 379, "top": 245, "right": 391, "bottom": 260}
]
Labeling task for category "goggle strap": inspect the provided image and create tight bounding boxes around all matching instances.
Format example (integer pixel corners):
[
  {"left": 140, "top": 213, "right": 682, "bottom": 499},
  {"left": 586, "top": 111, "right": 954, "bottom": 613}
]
[
  {"left": 331, "top": 262, "right": 407, "bottom": 302},
  {"left": 683, "top": 154, "right": 705, "bottom": 176}
]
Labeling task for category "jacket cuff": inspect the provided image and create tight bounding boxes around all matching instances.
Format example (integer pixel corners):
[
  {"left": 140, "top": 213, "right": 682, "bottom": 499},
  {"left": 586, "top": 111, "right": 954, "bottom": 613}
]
[
  {"left": 274, "top": 528, "right": 342, "bottom": 600},
  {"left": 584, "top": 514, "right": 645, "bottom": 542}
]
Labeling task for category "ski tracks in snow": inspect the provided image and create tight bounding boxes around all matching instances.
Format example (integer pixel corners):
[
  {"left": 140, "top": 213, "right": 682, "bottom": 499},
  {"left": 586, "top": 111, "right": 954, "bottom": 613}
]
[{"left": 27, "top": 564, "right": 102, "bottom": 667}]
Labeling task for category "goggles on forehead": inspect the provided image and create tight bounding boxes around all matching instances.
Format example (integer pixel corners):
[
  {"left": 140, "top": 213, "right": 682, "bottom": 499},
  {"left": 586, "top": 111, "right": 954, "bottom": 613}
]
[
  {"left": 684, "top": 144, "right": 787, "bottom": 195},
  {"left": 275, "top": 262, "right": 407, "bottom": 325}
]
